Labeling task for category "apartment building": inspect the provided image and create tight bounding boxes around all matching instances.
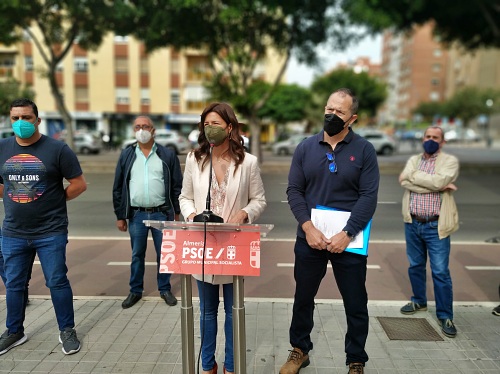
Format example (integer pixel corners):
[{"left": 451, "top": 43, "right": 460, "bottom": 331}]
[
  {"left": 332, "top": 56, "right": 381, "bottom": 78},
  {"left": 378, "top": 23, "right": 449, "bottom": 123},
  {"left": 446, "top": 47, "right": 500, "bottom": 97},
  {"left": 0, "top": 30, "right": 283, "bottom": 144}
]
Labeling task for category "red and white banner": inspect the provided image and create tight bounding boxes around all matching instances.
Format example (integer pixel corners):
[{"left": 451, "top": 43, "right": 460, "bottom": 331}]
[{"left": 159, "top": 228, "right": 261, "bottom": 276}]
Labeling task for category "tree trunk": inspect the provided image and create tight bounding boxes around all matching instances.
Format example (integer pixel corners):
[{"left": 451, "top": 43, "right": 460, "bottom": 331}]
[
  {"left": 249, "top": 114, "right": 262, "bottom": 162},
  {"left": 48, "top": 70, "right": 75, "bottom": 150}
]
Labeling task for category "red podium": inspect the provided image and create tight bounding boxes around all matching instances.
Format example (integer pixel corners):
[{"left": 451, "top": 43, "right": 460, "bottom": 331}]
[{"left": 144, "top": 220, "right": 273, "bottom": 374}]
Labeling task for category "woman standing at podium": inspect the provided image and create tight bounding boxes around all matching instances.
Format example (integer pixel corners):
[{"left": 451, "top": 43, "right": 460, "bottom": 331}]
[{"left": 179, "top": 102, "right": 267, "bottom": 374}]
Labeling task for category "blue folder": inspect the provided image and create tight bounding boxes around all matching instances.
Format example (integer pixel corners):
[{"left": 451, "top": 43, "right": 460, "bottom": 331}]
[{"left": 316, "top": 205, "right": 372, "bottom": 256}]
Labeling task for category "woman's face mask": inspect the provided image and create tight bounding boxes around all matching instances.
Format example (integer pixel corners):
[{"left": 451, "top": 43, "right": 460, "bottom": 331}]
[{"left": 204, "top": 125, "right": 228, "bottom": 146}]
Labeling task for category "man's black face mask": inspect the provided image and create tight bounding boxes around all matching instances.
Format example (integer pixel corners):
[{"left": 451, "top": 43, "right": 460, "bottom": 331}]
[{"left": 324, "top": 113, "right": 351, "bottom": 137}]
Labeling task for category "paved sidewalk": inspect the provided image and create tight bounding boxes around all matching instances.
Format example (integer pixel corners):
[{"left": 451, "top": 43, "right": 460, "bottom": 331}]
[{"left": 0, "top": 297, "right": 499, "bottom": 373}]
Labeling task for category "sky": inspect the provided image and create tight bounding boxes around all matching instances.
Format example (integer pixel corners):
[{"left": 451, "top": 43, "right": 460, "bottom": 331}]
[{"left": 286, "top": 34, "right": 382, "bottom": 87}]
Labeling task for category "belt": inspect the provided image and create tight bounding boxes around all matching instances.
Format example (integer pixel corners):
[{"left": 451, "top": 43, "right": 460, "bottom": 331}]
[
  {"left": 131, "top": 205, "right": 169, "bottom": 213},
  {"left": 411, "top": 215, "right": 439, "bottom": 223}
]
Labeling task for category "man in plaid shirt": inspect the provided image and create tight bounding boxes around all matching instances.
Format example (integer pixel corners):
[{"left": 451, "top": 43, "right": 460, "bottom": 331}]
[{"left": 399, "top": 126, "right": 460, "bottom": 338}]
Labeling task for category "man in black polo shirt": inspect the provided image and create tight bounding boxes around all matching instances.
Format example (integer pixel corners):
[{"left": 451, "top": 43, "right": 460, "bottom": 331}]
[{"left": 280, "top": 88, "right": 379, "bottom": 374}]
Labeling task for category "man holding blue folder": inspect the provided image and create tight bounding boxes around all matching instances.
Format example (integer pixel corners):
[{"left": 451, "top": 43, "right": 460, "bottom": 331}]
[{"left": 279, "top": 88, "right": 379, "bottom": 374}]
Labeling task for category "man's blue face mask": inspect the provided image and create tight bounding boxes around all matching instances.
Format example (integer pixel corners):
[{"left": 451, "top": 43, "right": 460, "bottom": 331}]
[
  {"left": 12, "top": 118, "right": 37, "bottom": 139},
  {"left": 422, "top": 139, "right": 440, "bottom": 155}
]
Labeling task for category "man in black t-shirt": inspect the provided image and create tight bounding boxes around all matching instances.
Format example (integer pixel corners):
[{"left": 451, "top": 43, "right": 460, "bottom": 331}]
[{"left": 0, "top": 98, "right": 87, "bottom": 356}]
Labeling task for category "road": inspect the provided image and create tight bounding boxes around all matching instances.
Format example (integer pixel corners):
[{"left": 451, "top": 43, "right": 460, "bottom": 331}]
[{"left": 1, "top": 143, "right": 500, "bottom": 302}]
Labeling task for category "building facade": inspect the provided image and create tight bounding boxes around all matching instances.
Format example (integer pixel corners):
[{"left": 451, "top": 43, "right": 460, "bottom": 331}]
[
  {"left": 378, "top": 23, "right": 450, "bottom": 123},
  {"left": 0, "top": 30, "right": 282, "bottom": 145}
]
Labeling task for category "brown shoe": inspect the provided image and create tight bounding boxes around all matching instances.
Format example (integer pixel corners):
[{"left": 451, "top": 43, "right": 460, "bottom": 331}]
[
  {"left": 279, "top": 347, "right": 310, "bottom": 374},
  {"left": 348, "top": 362, "right": 364, "bottom": 374}
]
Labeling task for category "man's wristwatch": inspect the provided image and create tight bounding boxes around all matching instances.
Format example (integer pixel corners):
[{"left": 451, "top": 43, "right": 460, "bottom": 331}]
[{"left": 343, "top": 230, "right": 355, "bottom": 240}]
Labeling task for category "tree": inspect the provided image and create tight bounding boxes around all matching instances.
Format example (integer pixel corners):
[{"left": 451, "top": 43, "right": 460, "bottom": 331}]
[
  {"left": 125, "top": 0, "right": 358, "bottom": 158},
  {"left": 252, "top": 82, "right": 312, "bottom": 139},
  {"left": 310, "top": 69, "right": 387, "bottom": 124},
  {"left": 0, "top": 0, "right": 132, "bottom": 149},
  {"left": 258, "top": 83, "right": 312, "bottom": 125},
  {"left": 412, "top": 101, "right": 447, "bottom": 123},
  {"left": 0, "top": 78, "right": 35, "bottom": 123},
  {"left": 445, "top": 87, "right": 500, "bottom": 127},
  {"left": 342, "top": 0, "right": 500, "bottom": 49}
]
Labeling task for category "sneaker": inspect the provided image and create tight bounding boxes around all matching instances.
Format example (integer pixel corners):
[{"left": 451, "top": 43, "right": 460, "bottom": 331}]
[
  {"left": 0, "top": 330, "right": 28, "bottom": 355},
  {"left": 439, "top": 319, "right": 457, "bottom": 338},
  {"left": 400, "top": 301, "right": 427, "bottom": 315},
  {"left": 493, "top": 305, "right": 500, "bottom": 316},
  {"left": 348, "top": 362, "right": 365, "bottom": 374},
  {"left": 279, "top": 347, "right": 310, "bottom": 374},
  {"left": 59, "top": 327, "right": 81, "bottom": 355},
  {"left": 122, "top": 293, "right": 142, "bottom": 309},
  {"left": 160, "top": 291, "right": 178, "bottom": 306}
]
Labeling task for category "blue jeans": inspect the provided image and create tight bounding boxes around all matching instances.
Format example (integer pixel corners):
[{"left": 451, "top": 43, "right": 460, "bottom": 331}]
[
  {"left": 2, "top": 234, "right": 74, "bottom": 333},
  {"left": 128, "top": 210, "right": 173, "bottom": 295},
  {"left": 290, "top": 237, "right": 369, "bottom": 365},
  {"left": 405, "top": 220, "right": 453, "bottom": 320},
  {"left": 196, "top": 280, "right": 234, "bottom": 372},
  {"left": 0, "top": 231, "right": 36, "bottom": 329}
]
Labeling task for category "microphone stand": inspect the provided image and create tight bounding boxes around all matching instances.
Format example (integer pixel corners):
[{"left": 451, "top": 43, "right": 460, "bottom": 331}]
[{"left": 193, "top": 144, "right": 224, "bottom": 223}]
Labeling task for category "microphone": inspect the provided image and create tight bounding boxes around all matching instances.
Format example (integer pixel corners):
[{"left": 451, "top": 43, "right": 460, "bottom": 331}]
[{"left": 193, "top": 143, "right": 224, "bottom": 223}]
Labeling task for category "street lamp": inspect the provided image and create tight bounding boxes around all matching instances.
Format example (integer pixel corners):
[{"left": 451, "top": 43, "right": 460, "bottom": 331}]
[{"left": 486, "top": 99, "right": 494, "bottom": 148}]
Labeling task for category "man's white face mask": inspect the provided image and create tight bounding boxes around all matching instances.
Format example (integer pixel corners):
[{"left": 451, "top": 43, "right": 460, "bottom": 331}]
[{"left": 135, "top": 129, "right": 152, "bottom": 144}]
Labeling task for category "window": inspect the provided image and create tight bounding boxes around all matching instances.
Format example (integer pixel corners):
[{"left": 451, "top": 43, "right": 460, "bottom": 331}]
[
  {"left": 171, "top": 89, "right": 180, "bottom": 105},
  {"left": 0, "top": 58, "right": 15, "bottom": 67},
  {"left": 75, "top": 87, "right": 89, "bottom": 103},
  {"left": 114, "top": 35, "right": 129, "bottom": 43},
  {"left": 185, "top": 85, "right": 209, "bottom": 110},
  {"left": 253, "top": 62, "right": 266, "bottom": 80},
  {"left": 170, "top": 58, "right": 180, "bottom": 74},
  {"left": 115, "top": 88, "right": 130, "bottom": 104},
  {"left": 431, "top": 78, "right": 440, "bottom": 86},
  {"left": 74, "top": 57, "right": 88, "bottom": 72},
  {"left": 25, "top": 56, "right": 33, "bottom": 71},
  {"left": 115, "top": 57, "right": 128, "bottom": 73},
  {"left": 429, "top": 92, "right": 440, "bottom": 101},
  {"left": 432, "top": 63, "right": 441, "bottom": 72},
  {"left": 140, "top": 58, "right": 149, "bottom": 74},
  {"left": 185, "top": 86, "right": 209, "bottom": 101},
  {"left": 140, "top": 88, "right": 150, "bottom": 105},
  {"left": 433, "top": 49, "right": 442, "bottom": 57},
  {"left": 186, "top": 56, "right": 210, "bottom": 81},
  {"left": 22, "top": 30, "right": 31, "bottom": 41}
]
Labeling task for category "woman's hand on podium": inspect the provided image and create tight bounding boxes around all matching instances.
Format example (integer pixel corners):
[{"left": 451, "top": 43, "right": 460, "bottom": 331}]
[{"left": 227, "top": 210, "right": 248, "bottom": 224}]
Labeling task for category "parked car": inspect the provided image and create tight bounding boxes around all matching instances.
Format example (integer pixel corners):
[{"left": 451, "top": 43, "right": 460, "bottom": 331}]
[
  {"left": 445, "top": 128, "right": 481, "bottom": 143},
  {"left": 61, "top": 131, "right": 103, "bottom": 154},
  {"left": 122, "top": 129, "right": 190, "bottom": 155},
  {"left": 356, "top": 129, "right": 396, "bottom": 156},
  {"left": 272, "top": 133, "right": 312, "bottom": 156},
  {"left": 394, "top": 129, "right": 423, "bottom": 141}
]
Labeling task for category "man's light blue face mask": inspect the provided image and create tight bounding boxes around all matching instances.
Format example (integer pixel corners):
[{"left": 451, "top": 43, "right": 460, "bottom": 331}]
[{"left": 12, "top": 118, "right": 38, "bottom": 139}]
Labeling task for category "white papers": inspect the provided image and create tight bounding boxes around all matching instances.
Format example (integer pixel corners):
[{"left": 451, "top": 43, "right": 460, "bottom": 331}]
[{"left": 311, "top": 208, "right": 364, "bottom": 249}]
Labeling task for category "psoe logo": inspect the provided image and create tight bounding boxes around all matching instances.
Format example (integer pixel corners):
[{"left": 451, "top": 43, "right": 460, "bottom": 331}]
[
  {"left": 250, "top": 240, "right": 260, "bottom": 268},
  {"left": 226, "top": 245, "right": 236, "bottom": 260}
]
